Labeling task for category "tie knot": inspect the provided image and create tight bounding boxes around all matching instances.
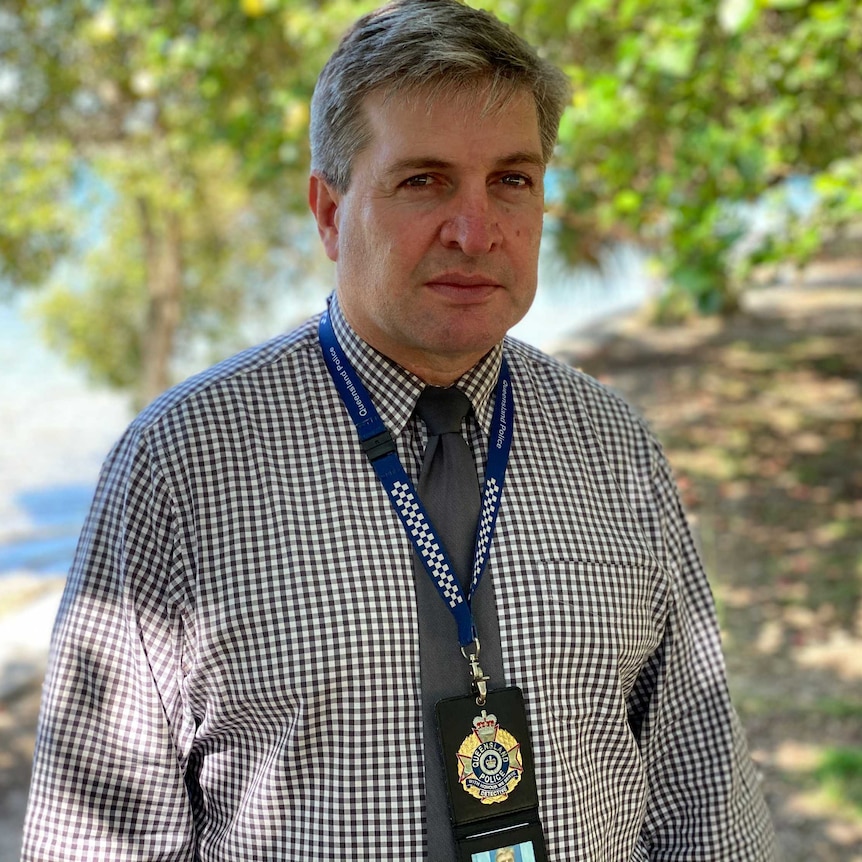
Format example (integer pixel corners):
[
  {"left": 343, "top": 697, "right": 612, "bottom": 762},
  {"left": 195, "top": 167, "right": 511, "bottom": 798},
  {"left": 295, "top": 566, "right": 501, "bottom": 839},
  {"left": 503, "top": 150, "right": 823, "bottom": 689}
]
[{"left": 415, "top": 386, "right": 472, "bottom": 436}]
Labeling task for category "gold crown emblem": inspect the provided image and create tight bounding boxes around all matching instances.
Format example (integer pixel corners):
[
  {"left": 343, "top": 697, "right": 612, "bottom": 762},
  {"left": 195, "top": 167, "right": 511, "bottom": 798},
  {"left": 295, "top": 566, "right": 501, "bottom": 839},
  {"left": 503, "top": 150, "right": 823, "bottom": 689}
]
[{"left": 472, "top": 710, "right": 498, "bottom": 743}]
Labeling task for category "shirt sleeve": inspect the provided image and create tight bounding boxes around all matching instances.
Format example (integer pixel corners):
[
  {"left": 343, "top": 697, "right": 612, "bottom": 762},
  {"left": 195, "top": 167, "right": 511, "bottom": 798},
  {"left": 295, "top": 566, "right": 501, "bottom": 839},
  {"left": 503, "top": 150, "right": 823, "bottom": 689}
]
[
  {"left": 21, "top": 425, "right": 197, "bottom": 861},
  {"left": 632, "top": 436, "right": 777, "bottom": 860}
]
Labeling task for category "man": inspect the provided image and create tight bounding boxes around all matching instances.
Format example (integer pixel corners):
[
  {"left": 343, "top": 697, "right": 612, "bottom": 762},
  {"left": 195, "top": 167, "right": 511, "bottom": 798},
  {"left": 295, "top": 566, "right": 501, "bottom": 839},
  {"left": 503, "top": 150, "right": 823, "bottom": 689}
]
[{"left": 22, "top": 1, "right": 776, "bottom": 859}]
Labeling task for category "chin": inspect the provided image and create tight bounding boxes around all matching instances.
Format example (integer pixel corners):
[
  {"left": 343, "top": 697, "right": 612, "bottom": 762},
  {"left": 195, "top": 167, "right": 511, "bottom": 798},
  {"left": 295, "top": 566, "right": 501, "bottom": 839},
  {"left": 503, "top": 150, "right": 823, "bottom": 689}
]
[{"left": 436, "top": 331, "right": 503, "bottom": 360}]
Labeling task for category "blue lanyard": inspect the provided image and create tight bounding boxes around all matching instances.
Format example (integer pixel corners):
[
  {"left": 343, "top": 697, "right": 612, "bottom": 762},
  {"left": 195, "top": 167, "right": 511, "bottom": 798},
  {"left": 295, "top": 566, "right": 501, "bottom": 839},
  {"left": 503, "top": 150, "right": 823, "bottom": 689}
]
[{"left": 319, "top": 310, "right": 513, "bottom": 650}]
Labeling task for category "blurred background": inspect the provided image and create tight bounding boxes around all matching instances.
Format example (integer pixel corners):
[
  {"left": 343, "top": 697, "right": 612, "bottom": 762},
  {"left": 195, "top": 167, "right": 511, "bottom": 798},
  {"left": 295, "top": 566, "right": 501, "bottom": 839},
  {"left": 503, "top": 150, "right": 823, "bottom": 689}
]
[{"left": 1, "top": 0, "right": 860, "bottom": 859}]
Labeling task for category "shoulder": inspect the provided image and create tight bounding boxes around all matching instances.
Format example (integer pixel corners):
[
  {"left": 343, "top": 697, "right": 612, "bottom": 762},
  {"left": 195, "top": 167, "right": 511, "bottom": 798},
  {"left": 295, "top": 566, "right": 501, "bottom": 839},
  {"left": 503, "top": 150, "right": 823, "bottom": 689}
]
[
  {"left": 502, "top": 338, "right": 682, "bottom": 557},
  {"left": 101, "top": 315, "right": 325, "bottom": 479},
  {"left": 132, "top": 315, "right": 322, "bottom": 434},
  {"left": 503, "top": 335, "right": 652, "bottom": 443}
]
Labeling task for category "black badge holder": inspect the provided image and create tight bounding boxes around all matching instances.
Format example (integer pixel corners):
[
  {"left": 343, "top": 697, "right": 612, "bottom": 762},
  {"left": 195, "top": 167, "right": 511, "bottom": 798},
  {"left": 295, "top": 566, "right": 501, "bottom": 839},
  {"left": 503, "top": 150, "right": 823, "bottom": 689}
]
[{"left": 436, "top": 686, "right": 548, "bottom": 862}]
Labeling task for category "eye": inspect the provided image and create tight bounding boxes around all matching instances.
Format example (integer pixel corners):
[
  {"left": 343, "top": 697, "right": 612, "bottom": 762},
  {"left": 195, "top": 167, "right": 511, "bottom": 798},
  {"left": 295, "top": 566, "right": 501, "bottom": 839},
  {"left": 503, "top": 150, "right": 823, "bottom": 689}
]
[
  {"left": 499, "top": 173, "right": 533, "bottom": 189},
  {"left": 402, "top": 174, "right": 436, "bottom": 188}
]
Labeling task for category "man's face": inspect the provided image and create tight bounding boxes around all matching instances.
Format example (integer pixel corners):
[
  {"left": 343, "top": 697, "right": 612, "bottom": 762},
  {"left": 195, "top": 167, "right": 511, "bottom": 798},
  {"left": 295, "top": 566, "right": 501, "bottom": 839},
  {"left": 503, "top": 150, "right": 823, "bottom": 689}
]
[
  {"left": 310, "top": 85, "right": 545, "bottom": 383},
  {"left": 495, "top": 850, "right": 516, "bottom": 862}
]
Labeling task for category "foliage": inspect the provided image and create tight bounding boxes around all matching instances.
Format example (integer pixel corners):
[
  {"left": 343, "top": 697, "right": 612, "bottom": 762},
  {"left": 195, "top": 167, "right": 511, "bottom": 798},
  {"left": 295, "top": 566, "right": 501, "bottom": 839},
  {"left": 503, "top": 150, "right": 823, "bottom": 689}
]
[
  {"left": 2, "top": 0, "right": 862, "bottom": 398},
  {"left": 480, "top": 0, "right": 862, "bottom": 317},
  {"left": 816, "top": 747, "right": 862, "bottom": 816},
  {"left": 0, "top": 140, "right": 77, "bottom": 293},
  {"left": 0, "top": 0, "right": 374, "bottom": 403}
]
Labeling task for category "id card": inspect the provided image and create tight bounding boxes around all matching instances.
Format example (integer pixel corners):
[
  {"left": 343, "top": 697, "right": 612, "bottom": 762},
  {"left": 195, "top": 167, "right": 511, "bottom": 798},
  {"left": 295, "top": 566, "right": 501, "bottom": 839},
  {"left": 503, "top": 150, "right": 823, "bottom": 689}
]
[
  {"left": 454, "top": 820, "right": 548, "bottom": 862},
  {"left": 436, "top": 686, "right": 546, "bottom": 858}
]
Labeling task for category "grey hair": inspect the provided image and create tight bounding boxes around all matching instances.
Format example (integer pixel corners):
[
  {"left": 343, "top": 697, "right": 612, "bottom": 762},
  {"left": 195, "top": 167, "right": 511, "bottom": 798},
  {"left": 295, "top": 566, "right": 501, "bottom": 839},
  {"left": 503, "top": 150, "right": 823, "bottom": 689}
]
[{"left": 310, "top": 0, "right": 571, "bottom": 192}]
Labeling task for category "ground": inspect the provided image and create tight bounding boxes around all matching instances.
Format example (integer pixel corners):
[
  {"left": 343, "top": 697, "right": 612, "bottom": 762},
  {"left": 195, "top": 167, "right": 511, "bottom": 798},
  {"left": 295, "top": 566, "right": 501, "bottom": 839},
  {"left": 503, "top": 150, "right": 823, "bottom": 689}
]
[
  {"left": 569, "top": 256, "right": 862, "bottom": 861},
  {"left": 1, "top": 257, "right": 860, "bottom": 860},
  {"left": 0, "top": 681, "right": 40, "bottom": 861}
]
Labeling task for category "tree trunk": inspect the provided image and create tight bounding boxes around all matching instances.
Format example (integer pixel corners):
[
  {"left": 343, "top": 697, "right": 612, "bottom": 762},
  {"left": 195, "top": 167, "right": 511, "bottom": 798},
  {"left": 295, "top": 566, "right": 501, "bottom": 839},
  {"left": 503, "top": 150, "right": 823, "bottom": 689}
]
[{"left": 137, "top": 198, "right": 183, "bottom": 407}]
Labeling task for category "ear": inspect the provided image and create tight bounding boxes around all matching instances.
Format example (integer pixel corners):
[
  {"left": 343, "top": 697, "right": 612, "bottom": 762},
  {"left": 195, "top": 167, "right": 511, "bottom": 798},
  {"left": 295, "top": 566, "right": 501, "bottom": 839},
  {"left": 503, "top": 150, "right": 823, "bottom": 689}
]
[{"left": 308, "top": 173, "right": 341, "bottom": 263}]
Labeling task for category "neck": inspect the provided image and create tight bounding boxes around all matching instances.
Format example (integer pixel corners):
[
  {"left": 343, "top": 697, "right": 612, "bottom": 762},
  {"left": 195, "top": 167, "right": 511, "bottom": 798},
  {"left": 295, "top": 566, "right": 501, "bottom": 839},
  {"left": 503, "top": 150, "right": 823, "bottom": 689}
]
[
  {"left": 399, "top": 358, "right": 480, "bottom": 387},
  {"left": 335, "top": 296, "right": 491, "bottom": 386}
]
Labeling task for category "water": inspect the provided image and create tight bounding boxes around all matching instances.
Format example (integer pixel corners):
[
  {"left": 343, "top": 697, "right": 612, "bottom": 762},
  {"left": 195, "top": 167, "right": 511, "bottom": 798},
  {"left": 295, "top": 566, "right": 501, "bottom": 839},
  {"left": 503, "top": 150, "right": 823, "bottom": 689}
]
[
  {"left": 0, "top": 297, "right": 133, "bottom": 578},
  {"left": 516, "top": 241, "right": 654, "bottom": 346}
]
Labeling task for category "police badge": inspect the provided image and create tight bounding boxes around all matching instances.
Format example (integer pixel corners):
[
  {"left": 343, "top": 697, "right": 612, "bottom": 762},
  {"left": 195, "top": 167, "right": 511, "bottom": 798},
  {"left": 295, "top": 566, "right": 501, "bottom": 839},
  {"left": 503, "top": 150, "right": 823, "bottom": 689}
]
[
  {"left": 456, "top": 709, "right": 523, "bottom": 804},
  {"left": 437, "top": 687, "right": 547, "bottom": 860},
  {"left": 437, "top": 686, "right": 537, "bottom": 823}
]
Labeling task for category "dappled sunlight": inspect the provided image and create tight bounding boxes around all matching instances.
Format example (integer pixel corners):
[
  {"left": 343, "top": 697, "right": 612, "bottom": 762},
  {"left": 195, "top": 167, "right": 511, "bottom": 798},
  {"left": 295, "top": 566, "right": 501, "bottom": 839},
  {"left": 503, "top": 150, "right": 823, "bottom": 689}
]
[
  {"left": 796, "top": 632, "right": 862, "bottom": 682},
  {"left": 575, "top": 260, "right": 862, "bottom": 860},
  {"left": 754, "top": 741, "right": 862, "bottom": 859}
]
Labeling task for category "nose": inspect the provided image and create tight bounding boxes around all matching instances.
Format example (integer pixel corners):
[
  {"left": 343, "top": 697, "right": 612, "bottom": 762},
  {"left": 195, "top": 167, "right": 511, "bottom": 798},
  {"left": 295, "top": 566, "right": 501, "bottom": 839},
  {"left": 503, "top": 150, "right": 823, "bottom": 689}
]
[{"left": 439, "top": 190, "right": 502, "bottom": 256}]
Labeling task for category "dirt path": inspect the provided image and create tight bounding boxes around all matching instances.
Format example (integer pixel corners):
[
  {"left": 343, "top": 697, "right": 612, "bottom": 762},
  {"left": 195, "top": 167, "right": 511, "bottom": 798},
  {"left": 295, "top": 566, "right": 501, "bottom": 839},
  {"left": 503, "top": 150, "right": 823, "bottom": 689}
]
[
  {"left": 570, "top": 258, "right": 862, "bottom": 861},
  {"left": 0, "top": 679, "right": 40, "bottom": 861}
]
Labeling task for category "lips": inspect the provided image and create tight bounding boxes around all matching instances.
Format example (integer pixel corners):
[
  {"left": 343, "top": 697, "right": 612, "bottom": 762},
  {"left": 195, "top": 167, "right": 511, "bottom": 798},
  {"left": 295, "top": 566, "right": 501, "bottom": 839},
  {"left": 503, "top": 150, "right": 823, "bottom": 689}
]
[{"left": 426, "top": 272, "right": 502, "bottom": 288}]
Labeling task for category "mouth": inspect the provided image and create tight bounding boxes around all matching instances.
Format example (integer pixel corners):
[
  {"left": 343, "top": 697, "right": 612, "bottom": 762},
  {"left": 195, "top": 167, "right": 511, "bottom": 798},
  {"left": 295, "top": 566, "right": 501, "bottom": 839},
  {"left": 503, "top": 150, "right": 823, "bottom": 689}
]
[
  {"left": 427, "top": 272, "right": 502, "bottom": 288},
  {"left": 425, "top": 273, "right": 503, "bottom": 301}
]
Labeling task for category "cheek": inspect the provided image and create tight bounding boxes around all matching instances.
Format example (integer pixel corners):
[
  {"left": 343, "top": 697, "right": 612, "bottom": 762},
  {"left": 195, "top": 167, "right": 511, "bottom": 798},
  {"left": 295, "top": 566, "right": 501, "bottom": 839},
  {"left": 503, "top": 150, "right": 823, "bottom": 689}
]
[
  {"left": 338, "top": 218, "right": 378, "bottom": 279},
  {"left": 513, "top": 209, "right": 543, "bottom": 245},
  {"left": 514, "top": 229, "right": 542, "bottom": 268}
]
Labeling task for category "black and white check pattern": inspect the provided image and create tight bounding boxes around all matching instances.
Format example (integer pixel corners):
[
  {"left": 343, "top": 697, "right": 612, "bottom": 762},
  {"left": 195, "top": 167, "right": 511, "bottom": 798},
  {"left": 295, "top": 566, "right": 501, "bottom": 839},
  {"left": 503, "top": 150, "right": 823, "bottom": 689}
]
[
  {"left": 22, "top": 295, "right": 776, "bottom": 861},
  {"left": 471, "top": 475, "right": 501, "bottom": 591},
  {"left": 390, "top": 479, "right": 462, "bottom": 608}
]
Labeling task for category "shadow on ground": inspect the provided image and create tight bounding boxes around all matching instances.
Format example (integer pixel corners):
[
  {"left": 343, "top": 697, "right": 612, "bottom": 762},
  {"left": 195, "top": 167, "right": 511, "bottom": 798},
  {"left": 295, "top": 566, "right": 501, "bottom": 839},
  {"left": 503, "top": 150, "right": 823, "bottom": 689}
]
[{"left": 570, "top": 264, "right": 862, "bottom": 861}]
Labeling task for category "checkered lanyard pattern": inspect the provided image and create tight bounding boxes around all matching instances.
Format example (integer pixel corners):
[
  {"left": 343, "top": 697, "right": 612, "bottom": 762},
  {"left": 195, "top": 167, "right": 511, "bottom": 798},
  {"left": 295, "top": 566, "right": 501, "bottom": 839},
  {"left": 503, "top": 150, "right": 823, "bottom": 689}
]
[
  {"left": 415, "top": 386, "right": 480, "bottom": 586},
  {"left": 319, "top": 310, "right": 514, "bottom": 650}
]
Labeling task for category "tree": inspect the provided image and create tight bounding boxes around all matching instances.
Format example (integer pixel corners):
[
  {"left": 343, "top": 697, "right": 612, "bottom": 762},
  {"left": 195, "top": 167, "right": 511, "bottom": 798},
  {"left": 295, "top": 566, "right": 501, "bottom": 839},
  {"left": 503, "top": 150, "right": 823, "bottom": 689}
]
[
  {"left": 0, "top": 0, "right": 375, "bottom": 405},
  {"left": 480, "top": 0, "right": 862, "bottom": 317},
  {"left": 3, "top": 0, "right": 861, "bottom": 404}
]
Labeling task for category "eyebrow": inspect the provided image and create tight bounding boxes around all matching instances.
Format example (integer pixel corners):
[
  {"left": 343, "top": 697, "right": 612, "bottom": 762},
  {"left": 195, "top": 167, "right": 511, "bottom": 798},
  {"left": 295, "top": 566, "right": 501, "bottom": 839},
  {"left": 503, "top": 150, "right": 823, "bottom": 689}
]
[{"left": 384, "top": 151, "right": 546, "bottom": 178}]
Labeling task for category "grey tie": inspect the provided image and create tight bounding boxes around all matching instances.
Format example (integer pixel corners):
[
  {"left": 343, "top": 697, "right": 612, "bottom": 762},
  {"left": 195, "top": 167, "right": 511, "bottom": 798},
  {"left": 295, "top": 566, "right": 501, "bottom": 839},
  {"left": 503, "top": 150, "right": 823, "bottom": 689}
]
[
  {"left": 413, "top": 386, "right": 504, "bottom": 859},
  {"left": 416, "top": 386, "right": 481, "bottom": 584}
]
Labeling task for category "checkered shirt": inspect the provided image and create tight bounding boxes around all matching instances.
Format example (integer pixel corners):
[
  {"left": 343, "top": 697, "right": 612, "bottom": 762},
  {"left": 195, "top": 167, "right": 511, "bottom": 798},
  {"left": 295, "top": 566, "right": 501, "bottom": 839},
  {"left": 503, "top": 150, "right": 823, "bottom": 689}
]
[{"left": 22, "top": 296, "right": 776, "bottom": 860}]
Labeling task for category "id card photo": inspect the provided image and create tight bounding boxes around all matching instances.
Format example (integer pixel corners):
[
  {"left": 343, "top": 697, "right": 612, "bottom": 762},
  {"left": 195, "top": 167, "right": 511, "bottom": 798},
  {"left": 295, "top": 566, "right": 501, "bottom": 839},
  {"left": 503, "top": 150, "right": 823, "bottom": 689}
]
[
  {"left": 456, "top": 818, "right": 547, "bottom": 862},
  {"left": 471, "top": 841, "right": 537, "bottom": 862}
]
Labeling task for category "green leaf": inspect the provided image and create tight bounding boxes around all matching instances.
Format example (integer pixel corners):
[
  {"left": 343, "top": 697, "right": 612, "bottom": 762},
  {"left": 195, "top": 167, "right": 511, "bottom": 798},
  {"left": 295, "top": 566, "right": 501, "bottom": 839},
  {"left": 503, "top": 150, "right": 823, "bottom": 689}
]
[
  {"left": 613, "top": 189, "right": 642, "bottom": 214},
  {"left": 719, "top": 0, "right": 758, "bottom": 34}
]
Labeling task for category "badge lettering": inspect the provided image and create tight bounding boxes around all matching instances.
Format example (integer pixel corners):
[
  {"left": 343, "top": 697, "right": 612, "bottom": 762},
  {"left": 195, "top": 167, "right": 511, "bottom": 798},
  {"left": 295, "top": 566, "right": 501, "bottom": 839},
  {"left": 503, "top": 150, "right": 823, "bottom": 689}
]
[{"left": 456, "top": 709, "right": 523, "bottom": 804}]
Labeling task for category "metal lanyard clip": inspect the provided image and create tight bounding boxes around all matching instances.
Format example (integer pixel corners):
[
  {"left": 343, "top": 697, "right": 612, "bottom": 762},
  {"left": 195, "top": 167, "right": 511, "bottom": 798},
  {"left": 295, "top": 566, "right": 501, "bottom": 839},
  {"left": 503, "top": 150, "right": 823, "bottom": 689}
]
[{"left": 461, "top": 639, "right": 490, "bottom": 705}]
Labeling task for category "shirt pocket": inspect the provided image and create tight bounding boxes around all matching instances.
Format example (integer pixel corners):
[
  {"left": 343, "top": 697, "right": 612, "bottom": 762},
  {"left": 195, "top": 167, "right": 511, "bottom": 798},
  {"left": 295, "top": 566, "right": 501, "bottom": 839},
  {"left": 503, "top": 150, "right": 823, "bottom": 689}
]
[{"left": 510, "top": 558, "right": 669, "bottom": 723}]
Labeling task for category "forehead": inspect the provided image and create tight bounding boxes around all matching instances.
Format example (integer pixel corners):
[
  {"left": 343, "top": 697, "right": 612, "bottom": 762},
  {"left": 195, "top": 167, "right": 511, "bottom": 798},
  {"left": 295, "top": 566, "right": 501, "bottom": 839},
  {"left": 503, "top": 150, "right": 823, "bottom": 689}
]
[{"left": 357, "top": 84, "right": 543, "bottom": 168}]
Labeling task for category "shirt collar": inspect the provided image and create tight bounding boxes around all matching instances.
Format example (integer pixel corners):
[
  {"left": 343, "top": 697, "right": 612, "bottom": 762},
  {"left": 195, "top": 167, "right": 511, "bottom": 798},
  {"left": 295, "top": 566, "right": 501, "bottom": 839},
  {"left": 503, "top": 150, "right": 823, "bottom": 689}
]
[{"left": 326, "top": 293, "right": 502, "bottom": 437}]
